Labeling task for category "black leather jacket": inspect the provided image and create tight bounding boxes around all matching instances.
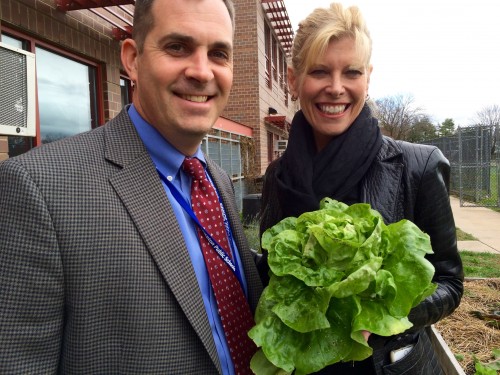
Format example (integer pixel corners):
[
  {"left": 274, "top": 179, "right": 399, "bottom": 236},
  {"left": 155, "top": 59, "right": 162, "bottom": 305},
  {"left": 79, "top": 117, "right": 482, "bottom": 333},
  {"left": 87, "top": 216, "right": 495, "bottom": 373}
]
[{"left": 259, "top": 136, "right": 464, "bottom": 373}]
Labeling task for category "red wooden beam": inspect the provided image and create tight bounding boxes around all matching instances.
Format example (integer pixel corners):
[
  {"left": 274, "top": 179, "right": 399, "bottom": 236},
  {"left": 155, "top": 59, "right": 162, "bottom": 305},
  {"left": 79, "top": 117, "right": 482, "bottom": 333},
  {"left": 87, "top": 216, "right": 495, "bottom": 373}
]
[
  {"left": 104, "top": 6, "right": 133, "bottom": 25},
  {"left": 55, "top": 0, "right": 134, "bottom": 12},
  {"left": 265, "top": 6, "right": 286, "bottom": 13},
  {"left": 269, "top": 15, "right": 289, "bottom": 23},
  {"left": 112, "top": 25, "right": 133, "bottom": 40},
  {"left": 261, "top": 0, "right": 294, "bottom": 54}
]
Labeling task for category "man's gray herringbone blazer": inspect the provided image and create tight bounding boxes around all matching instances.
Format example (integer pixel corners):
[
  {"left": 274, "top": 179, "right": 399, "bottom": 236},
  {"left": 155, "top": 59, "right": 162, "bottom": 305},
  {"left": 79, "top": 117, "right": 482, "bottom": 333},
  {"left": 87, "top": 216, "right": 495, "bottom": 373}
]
[{"left": 0, "top": 108, "right": 264, "bottom": 374}]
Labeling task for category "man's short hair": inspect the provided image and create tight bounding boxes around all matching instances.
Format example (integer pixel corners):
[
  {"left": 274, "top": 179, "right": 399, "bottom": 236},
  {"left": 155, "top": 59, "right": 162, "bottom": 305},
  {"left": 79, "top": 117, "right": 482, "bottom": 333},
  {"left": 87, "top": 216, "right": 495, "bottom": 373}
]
[{"left": 132, "top": 0, "right": 235, "bottom": 53}]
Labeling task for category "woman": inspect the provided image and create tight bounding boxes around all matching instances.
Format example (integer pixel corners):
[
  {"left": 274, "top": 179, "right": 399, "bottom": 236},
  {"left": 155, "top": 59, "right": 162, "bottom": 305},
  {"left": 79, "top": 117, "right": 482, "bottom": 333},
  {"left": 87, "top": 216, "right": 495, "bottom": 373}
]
[{"left": 258, "top": 3, "right": 463, "bottom": 374}]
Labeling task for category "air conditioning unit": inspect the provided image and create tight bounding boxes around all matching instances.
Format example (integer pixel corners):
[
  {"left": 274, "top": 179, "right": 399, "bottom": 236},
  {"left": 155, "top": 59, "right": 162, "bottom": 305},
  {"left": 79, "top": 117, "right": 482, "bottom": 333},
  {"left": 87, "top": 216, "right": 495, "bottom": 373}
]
[
  {"left": 274, "top": 140, "right": 288, "bottom": 152},
  {"left": 0, "top": 42, "right": 36, "bottom": 137}
]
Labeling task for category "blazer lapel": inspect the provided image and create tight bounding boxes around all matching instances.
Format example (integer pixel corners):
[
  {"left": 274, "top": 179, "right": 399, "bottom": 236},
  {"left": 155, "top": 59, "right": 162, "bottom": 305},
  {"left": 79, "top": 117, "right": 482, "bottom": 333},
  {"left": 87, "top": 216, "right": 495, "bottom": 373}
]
[{"left": 103, "top": 110, "right": 221, "bottom": 371}]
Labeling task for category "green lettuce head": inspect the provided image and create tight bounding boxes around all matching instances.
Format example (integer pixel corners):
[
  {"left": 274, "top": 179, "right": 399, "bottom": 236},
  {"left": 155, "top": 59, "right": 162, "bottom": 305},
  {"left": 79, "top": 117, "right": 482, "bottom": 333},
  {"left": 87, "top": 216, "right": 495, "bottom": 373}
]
[{"left": 249, "top": 198, "right": 437, "bottom": 375}]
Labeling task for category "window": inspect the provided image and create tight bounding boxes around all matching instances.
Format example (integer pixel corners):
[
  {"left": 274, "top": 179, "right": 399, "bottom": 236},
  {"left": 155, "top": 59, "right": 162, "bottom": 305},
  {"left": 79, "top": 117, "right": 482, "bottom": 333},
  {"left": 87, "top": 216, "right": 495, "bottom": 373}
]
[
  {"left": 0, "top": 34, "right": 35, "bottom": 157},
  {"left": 120, "top": 77, "right": 133, "bottom": 108},
  {"left": 272, "top": 38, "right": 278, "bottom": 81},
  {"left": 202, "top": 129, "right": 245, "bottom": 211},
  {"left": 2, "top": 34, "right": 25, "bottom": 49},
  {"left": 264, "top": 23, "right": 272, "bottom": 89},
  {"left": 267, "top": 131, "right": 273, "bottom": 163},
  {"left": 0, "top": 27, "right": 102, "bottom": 153},
  {"left": 282, "top": 53, "right": 289, "bottom": 106},
  {"left": 279, "top": 49, "right": 284, "bottom": 89},
  {"left": 36, "top": 46, "right": 98, "bottom": 144}
]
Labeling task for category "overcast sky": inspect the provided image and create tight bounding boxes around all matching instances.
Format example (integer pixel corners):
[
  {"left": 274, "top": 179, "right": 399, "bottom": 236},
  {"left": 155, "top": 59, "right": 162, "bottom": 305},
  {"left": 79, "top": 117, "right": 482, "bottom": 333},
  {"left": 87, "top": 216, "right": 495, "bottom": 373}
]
[{"left": 283, "top": 0, "right": 500, "bottom": 126}]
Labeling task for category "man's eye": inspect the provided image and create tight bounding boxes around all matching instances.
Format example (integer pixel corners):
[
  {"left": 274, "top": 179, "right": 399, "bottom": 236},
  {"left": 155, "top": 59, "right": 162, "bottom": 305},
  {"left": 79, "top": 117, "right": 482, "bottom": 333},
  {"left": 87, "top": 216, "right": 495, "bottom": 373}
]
[
  {"left": 165, "top": 43, "right": 186, "bottom": 54},
  {"left": 210, "top": 50, "right": 230, "bottom": 61}
]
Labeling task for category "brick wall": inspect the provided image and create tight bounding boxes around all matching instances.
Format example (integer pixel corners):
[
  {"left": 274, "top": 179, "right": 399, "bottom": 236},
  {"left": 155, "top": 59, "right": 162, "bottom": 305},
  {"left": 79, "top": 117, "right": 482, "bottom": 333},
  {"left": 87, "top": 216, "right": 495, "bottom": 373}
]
[
  {"left": 224, "top": 0, "right": 262, "bottom": 172},
  {"left": 225, "top": 0, "right": 296, "bottom": 176}
]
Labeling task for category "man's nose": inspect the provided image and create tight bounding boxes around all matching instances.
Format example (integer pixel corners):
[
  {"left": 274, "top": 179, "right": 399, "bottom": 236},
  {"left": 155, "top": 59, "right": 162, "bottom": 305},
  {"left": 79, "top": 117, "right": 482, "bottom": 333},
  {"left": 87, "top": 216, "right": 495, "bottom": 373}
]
[{"left": 185, "top": 51, "right": 214, "bottom": 82}]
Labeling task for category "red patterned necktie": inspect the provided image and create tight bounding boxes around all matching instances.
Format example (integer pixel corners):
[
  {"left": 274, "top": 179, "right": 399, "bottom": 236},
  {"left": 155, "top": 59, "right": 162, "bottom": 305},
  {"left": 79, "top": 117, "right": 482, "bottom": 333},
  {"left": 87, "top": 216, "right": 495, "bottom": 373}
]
[{"left": 182, "top": 157, "right": 256, "bottom": 375}]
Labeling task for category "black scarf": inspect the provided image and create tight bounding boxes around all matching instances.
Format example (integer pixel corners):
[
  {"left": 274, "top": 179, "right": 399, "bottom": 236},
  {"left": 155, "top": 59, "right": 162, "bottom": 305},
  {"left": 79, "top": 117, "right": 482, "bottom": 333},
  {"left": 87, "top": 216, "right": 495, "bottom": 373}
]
[{"left": 275, "top": 104, "right": 383, "bottom": 218}]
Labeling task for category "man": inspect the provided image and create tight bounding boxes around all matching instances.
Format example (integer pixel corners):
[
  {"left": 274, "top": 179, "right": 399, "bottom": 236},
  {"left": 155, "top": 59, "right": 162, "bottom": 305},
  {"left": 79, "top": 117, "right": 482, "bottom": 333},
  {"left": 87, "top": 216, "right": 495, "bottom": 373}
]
[{"left": 0, "top": 0, "right": 263, "bottom": 373}]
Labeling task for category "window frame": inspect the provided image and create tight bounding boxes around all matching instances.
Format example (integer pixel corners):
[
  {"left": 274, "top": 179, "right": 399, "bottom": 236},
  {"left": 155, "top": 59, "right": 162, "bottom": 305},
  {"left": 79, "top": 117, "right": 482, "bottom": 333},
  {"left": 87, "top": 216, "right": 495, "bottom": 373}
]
[
  {"left": 120, "top": 75, "right": 133, "bottom": 108},
  {"left": 264, "top": 22, "right": 272, "bottom": 89},
  {"left": 0, "top": 26, "right": 104, "bottom": 147}
]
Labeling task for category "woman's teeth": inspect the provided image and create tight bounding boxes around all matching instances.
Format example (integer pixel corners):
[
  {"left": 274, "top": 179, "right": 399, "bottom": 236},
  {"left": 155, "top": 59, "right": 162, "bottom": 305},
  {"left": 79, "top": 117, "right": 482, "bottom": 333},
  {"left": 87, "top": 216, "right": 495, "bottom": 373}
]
[{"left": 319, "top": 104, "right": 347, "bottom": 114}]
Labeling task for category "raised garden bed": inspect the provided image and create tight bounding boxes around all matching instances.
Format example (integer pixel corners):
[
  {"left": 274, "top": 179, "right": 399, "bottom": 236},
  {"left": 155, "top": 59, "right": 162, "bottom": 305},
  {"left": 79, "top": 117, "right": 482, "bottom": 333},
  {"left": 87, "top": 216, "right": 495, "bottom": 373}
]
[{"left": 434, "top": 278, "right": 500, "bottom": 374}]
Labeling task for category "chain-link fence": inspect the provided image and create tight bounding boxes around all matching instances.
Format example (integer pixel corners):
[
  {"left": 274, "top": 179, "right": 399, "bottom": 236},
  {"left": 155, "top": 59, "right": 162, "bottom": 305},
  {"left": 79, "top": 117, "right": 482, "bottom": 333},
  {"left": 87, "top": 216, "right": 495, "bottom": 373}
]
[{"left": 424, "top": 125, "right": 499, "bottom": 207}]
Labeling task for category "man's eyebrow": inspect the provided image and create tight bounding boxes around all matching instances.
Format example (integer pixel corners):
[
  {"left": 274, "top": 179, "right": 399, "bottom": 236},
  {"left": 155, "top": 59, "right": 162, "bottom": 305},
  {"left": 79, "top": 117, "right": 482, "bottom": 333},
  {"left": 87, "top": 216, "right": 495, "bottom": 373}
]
[
  {"left": 158, "top": 32, "right": 232, "bottom": 51},
  {"left": 159, "top": 33, "right": 194, "bottom": 45}
]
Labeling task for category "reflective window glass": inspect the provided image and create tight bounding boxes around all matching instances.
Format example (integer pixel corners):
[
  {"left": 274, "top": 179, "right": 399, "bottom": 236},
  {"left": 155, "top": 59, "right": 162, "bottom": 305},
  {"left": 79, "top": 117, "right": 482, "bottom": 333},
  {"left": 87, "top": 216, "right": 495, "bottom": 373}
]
[
  {"left": 120, "top": 78, "right": 132, "bottom": 108},
  {"left": 35, "top": 47, "right": 97, "bottom": 143},
  {"left": 2, "top": 34, "right": 24, "bottom": 49}
]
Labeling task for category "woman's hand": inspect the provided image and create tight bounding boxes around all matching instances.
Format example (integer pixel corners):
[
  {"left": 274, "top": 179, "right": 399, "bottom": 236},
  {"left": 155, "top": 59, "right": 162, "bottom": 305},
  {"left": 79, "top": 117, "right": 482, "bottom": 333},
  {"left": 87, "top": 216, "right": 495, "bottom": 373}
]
[{"left": 362, "top": 330, "right": 371, "bottom": 341}]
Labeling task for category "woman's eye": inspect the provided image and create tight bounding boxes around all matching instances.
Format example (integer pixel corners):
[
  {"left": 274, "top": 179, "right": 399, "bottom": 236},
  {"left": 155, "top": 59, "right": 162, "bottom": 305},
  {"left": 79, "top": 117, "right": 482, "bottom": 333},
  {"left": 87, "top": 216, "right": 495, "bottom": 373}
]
[
  {"left": 309, "top": 69, "right": 327, "bottom": 76},
  {"left": 346, "top": 69, "right": 363, "bottom": 77}
]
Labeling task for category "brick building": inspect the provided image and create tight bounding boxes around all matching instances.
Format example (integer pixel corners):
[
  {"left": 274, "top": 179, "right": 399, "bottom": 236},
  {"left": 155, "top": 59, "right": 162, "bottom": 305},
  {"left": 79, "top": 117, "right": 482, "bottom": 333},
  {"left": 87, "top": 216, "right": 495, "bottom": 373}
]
[
  {"left": 228, "top": 0, "right": 298, "bottom": 176},
  {"left": 0, "top": 0, "right": 296, "bottom": 189}
]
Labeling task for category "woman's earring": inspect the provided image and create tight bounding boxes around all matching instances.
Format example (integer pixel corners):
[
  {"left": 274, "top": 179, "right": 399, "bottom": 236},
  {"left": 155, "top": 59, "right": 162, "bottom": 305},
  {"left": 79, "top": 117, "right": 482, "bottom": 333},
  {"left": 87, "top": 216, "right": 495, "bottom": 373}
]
[
  {"left": 365, "top": 93, "right": 370, "bottom": 101},
  {"left": 291, "top": 94, "right": 298, "bottom": 102}
]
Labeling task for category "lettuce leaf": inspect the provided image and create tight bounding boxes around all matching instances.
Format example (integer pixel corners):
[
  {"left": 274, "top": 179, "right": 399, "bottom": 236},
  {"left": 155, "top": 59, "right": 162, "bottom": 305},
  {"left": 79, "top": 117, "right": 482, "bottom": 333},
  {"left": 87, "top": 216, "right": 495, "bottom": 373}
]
[{"left": 249, "top": 198, "right": 437, "bottom": 375}]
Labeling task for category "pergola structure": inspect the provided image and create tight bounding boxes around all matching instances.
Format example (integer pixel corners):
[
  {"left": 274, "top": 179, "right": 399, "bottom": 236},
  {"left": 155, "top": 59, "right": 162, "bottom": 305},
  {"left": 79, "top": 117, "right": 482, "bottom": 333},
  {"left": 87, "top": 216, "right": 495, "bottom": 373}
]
[
  {"left": 54, "top": 0, "right": 295, "bottom": 49},
  {"left": 261, "top": 0, "right": 294, "bottom": 55},
  {"left": 55, "top": 0, "right": 134, "bottom": 40}
]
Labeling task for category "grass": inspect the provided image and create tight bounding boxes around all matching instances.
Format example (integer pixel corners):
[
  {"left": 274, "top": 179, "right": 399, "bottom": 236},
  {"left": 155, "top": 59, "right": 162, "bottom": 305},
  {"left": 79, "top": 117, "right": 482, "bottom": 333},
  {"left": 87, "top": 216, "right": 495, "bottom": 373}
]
[
  {"left": 456, "top": 227, "right": 500, "bottom": 278},
  {"left": 456, "top": 227, "right": 478, "bottom": 241},
  {"left": 460, "top": 251, "right": 500, "bottom": 278},
  {"left": 243, "top": 219, "right": 261, "bottom": 252}
]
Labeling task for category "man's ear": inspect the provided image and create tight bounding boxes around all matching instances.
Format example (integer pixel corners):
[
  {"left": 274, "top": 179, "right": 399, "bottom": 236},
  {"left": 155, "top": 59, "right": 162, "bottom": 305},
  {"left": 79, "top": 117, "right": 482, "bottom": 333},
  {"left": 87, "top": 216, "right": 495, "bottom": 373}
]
[{"left": 121, "top": 38, "right": 139, "bottom": 82}]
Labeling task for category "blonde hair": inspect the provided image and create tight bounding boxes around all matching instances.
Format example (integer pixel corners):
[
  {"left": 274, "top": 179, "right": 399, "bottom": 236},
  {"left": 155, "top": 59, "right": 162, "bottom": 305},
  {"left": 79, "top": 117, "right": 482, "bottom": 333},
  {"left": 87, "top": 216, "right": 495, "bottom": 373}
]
[{"left": 291, "top": 3, "right": 372, "bottom": 76}]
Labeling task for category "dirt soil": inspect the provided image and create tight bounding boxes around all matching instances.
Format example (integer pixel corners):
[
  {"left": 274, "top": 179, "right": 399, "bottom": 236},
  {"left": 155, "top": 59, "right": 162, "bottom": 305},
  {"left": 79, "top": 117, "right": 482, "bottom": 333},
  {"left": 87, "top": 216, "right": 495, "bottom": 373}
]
[{"left": 434, "top": 278, "right": 500, "bottom": 374}]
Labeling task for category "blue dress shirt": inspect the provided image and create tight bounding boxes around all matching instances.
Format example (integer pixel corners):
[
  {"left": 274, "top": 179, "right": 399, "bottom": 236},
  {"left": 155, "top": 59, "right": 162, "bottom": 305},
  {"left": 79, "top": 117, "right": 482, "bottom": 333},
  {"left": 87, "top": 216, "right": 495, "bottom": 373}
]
[{"left": 128, "top": 105, "right": 248, "bottom": 375}]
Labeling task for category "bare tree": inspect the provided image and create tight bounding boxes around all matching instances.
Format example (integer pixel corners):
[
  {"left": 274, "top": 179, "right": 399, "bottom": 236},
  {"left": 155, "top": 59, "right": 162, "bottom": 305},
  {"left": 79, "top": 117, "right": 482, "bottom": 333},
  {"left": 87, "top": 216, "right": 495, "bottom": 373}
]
[
  {"left": 374, "top": 94, "right": 423, "bottom": 140},
  {"left": 471, "top": 104, "right": 500, "bottom": 126},
  {"left": 471, "top": 104, "right": 500, "bottom": 155}
]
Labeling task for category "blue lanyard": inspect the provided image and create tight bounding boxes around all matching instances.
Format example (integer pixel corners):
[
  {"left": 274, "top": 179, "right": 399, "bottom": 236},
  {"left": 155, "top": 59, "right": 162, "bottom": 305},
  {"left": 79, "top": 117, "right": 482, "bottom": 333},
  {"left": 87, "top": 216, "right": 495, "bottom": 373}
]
[{"left": 156, "top": 168, "right": 244, "bottom": 287}]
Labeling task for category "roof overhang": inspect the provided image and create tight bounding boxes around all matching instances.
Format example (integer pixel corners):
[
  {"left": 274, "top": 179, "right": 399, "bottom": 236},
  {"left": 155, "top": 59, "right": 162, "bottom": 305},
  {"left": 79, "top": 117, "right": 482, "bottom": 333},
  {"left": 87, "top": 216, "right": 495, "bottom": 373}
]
[
  {"left": 264, "top": 115, "right": 291, "bottom": 132},
  {"left": 56, "top": 1, "right": 295, "bottom": 46}
]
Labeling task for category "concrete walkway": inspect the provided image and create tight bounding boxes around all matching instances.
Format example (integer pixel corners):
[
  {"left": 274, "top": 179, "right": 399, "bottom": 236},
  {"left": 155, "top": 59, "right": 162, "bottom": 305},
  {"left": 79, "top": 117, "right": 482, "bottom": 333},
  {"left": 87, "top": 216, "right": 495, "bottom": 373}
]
[{"left": 450, "top": 196, "right": 500, "bottom": 254}]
